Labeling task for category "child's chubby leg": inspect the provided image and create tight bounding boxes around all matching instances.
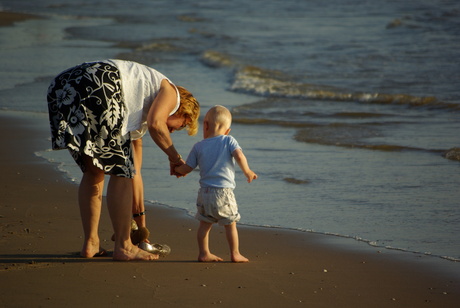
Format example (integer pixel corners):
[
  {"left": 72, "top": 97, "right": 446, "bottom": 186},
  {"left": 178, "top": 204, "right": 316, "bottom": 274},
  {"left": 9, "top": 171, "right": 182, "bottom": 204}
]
[
  {"left": 197, "top": 221, "right": 223, "bottom": 262},
  {"left": 224, "top": 222, "right": 249, "bottom": 263}
]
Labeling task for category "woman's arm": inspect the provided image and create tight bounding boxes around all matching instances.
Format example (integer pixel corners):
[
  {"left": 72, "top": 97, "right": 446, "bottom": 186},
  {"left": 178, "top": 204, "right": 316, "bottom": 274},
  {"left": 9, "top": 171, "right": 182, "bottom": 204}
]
[{"left": 147, "top": 79, "right": 183, "bottom": 164}]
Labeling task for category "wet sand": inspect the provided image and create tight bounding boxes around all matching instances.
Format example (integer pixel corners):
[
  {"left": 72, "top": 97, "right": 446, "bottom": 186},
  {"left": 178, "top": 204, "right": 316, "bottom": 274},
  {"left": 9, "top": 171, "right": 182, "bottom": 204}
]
[{"left": 1, "top": 113, "right": 459, "bottom": 307}]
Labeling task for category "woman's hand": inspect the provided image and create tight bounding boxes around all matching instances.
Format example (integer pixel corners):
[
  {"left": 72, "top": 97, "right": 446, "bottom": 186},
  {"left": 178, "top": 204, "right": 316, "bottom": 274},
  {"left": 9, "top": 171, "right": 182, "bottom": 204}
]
[{"left": 169, "top": 156, "right": 186, "bottom": 177}]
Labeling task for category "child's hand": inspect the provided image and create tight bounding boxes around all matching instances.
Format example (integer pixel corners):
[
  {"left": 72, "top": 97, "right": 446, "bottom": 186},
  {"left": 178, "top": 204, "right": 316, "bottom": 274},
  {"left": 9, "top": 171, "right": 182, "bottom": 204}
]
[
  {"left": 246, "top": 170, "right": 258, "bottom": 183},
  {"left": 174, "top": 163, "right": 194, "bottom": 178},
  {"left": 170, "top": 165, "right": 182, "bottom": 178},
  {"left": 170, "top": 159, "right": 185, "bottom": 177}
]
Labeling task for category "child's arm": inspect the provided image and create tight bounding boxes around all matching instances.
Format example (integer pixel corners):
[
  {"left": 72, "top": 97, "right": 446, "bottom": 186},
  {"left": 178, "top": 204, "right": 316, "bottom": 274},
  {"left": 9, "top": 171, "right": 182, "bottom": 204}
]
[
  {"left": 232, "top": 148, "right": 258, "bottom": 183},
  {"left": 175, "top": 164, "right": 194, "bottom": 176}
]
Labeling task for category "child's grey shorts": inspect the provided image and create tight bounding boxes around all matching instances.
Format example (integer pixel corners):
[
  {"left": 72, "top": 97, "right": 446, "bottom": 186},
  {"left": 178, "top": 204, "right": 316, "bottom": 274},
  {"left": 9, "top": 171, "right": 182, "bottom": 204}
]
[{"left": 195, "top": 187, "right": 241, "bottom": 225}]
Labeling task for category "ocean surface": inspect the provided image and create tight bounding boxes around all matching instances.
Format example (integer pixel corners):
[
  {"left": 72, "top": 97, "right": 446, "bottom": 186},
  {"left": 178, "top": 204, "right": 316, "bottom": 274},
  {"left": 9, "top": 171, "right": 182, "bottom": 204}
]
[{"left": 1, "top": 0, "right": 459, "bottom": 262}]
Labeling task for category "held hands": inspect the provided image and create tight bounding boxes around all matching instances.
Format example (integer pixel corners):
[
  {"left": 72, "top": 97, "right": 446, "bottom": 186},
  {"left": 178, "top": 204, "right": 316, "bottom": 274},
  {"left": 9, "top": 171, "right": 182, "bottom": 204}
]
[
  {"left": 169, "top": 153, "right": 187, "bottom": 178},
  {"left": 169, "top": 158, "right": 186, "bottom": 177}
]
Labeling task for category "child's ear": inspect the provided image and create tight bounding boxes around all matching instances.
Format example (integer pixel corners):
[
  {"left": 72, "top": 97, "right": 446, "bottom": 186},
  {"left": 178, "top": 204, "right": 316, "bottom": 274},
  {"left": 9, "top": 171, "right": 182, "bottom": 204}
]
[{"left": 224, "top": 128, "right": 231, "bottom": 135}]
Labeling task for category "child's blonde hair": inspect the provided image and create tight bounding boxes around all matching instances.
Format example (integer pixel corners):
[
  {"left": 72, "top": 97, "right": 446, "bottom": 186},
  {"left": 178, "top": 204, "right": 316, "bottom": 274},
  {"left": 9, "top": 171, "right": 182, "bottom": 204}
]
[{"left": 207, "top": 105, "right": 232, "bottom": 129}]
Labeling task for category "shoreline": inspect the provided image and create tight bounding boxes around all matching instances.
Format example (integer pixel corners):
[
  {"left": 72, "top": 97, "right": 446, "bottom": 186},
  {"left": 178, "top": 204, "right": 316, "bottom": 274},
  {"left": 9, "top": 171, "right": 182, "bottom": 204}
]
[
  {"left": 1, "top": 111, "right": 459, "bottom": 307},
  {"left": 154, "top": 199, "right": 460, "bottom": 266}
]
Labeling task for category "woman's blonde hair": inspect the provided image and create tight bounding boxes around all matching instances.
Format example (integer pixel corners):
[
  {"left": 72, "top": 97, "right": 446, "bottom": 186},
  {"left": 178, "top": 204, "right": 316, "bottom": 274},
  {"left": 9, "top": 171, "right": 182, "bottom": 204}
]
[{"left": 176, "top": 86, "right": 200, "bottom": 136}]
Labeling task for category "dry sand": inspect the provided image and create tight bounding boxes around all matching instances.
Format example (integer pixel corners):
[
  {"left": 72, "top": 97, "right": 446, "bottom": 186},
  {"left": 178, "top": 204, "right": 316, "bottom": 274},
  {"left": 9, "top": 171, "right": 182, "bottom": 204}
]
[{"left": 1, "top": 11, "right": 459, "bottom": 308}]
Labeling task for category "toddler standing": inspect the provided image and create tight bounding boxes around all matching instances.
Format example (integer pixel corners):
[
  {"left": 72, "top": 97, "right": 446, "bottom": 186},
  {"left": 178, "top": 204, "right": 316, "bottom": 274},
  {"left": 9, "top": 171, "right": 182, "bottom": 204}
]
[{"left": 175, "top": 105, "right": 257, "bottom": 262}]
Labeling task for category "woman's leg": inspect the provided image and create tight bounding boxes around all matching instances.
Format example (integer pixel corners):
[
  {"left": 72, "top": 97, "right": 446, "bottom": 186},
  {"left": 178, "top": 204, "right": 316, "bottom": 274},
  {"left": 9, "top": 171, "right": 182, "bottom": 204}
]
[
  {"left": 78, "top": 155, "right": 105, "bottom": 258},
  {"left": 79, "top": 154, "right": 156, "bottom": 260},
  {"left": 107, "top": 174, "right": 157, "bottom": 261},
  {"left": 131, "top": 138, "right": 146, "bottom": 229}
]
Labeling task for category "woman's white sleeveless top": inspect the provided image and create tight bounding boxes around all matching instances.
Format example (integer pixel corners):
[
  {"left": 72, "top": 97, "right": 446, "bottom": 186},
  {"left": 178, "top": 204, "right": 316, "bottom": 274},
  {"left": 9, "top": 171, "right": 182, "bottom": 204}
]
[{"left": 105, "top": 59, "right": 180, "bottom": 139}]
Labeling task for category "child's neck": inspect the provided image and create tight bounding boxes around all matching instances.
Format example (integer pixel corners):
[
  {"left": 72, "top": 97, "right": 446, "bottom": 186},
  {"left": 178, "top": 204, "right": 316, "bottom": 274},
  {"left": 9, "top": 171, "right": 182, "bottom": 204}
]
[
  {"left": 204, "top": 132, "right": 224, "bottom": 139},
  {"left": 204, "top": 127, "right": 229, "bottom": 139}
]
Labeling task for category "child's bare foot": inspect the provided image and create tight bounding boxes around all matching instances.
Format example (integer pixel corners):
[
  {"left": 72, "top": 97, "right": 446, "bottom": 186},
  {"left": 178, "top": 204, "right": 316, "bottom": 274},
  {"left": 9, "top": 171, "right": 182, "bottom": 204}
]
[
  {"left": 113, "top": 245, "right": 159, "bottom": 261},
  {"left": 231, "top": 253, "right": 249, "bottom": 263},
  {"left": 198, "top": 253, "right": 223, "bottom": 262}
]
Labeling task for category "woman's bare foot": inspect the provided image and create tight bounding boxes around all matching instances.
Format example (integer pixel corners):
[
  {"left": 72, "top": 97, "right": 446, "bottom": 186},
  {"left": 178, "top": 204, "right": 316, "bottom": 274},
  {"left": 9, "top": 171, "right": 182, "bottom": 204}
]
[
  {"left": 81, "top": 240, "right": 105, "bottom": 258},
  {"left": 113, "top": 245, "right": 159, "bottom": 261},
  {"left": 198, "top": 253, "right": 223, "bottom": 262},
  {"left": 231, "top": 253, "right": 249, "bottom": 263}
]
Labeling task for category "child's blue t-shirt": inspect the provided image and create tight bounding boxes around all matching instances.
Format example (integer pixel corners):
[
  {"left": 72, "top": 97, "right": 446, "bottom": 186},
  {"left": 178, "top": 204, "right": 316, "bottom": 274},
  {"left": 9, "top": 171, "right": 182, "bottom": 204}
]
[{"left": 185, "top": 135, "right": 241, "bottom": 189}]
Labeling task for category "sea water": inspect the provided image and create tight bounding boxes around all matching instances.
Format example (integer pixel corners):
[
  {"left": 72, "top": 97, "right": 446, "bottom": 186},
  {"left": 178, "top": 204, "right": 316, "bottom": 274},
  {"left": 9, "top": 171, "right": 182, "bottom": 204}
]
[{"left": 1, "top": 0, "right": 459, "bottom": 261}]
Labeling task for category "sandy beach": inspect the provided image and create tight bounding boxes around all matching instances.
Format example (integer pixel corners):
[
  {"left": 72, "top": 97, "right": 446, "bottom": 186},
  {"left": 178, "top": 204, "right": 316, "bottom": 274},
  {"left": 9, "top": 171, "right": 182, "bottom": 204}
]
[
  {"left": 1, "top": 10, "right": 459, "bottom": 308},
  {"left": 1, "top": 112, "right": 459, "bottom": 308}
]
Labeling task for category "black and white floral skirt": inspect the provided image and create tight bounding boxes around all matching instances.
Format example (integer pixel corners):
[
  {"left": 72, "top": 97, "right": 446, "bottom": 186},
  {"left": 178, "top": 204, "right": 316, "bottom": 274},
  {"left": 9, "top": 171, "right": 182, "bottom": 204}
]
[{"left": 47, "top": 62, "right": 135, "bottom": 178}]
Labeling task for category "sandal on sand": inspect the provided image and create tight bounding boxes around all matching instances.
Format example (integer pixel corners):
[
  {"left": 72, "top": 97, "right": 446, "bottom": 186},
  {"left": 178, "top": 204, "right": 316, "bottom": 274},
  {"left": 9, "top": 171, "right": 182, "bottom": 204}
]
[
  {"left": 76, "top": 248, "right": 108, "bottom": 258},
  {"left": 138, "top": 242, "right": 171, "bottom": 257},
  {"left": 93, "top": 248, "right": 108, "bottom": 257}
]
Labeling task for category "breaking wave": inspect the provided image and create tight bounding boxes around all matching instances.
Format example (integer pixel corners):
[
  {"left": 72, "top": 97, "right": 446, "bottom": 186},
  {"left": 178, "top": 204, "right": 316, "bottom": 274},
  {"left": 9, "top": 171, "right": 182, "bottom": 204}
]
[
  {"left": 200, "top": 49, "right": 459, "bottom": 111},
  {"left": 230, "top": 65, "right": 459, "bottom": 110},
  {"left": 199, "top": 50, "right": 459, "bottom": 159}
]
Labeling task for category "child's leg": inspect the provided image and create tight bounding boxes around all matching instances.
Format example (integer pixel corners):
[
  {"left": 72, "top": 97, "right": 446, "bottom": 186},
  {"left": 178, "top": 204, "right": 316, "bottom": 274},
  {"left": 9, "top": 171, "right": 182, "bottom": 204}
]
[
  {"left": 197, "top": 221, "right": 223, "bottom": 262},
  {"left": 224, "top": 222, "right": 249, "bottom": 263}
]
